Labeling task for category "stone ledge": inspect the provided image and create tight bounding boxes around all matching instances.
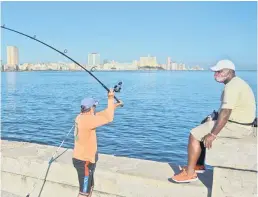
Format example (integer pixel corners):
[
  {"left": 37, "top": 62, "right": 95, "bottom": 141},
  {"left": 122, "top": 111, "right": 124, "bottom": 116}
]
[
  {"left": 204, "top": 129, "right": 257, "bottom": 197},
  {"left": 206, "top": 132, "right": 257, "bottom": 172},
  {"left": 211, "top": 167, "right": 257, "bottom": 197},
  {"left": 1, "top": 172, "right": 123, "bottom": 197},
  {"left": 1, "top": 140, "right": 212, "bottom": 197},
  {"left": 1, "top": 190, "right": 22, "bottom": 197}
]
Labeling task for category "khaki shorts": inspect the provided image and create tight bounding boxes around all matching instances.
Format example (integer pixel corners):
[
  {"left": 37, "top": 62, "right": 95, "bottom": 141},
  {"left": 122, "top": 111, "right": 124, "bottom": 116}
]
[{"left": 190, "top": 121, "right": 253, "bottom": 141}]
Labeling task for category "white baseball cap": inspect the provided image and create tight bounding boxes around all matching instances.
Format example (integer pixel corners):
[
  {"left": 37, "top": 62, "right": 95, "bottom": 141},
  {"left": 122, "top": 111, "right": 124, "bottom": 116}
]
[{"left": 210, "top": 60, "right": 235, "bottom": 72}]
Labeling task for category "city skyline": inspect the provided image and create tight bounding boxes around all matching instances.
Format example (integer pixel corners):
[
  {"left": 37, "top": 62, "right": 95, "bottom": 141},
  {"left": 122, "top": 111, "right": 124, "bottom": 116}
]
[
  {"left": 1, "top": 2, "right": 257, "bottom": 70},
  {"left": 2, "top": 46, "right": 205, "bottom": 71},
  {"left": 3, "top": 62, "right": 204, "bottom": 72}
]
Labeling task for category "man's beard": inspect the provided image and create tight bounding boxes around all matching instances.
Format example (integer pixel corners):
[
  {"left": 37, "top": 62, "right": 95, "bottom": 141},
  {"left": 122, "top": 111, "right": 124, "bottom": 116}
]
[{"left": 214, "top": 71, "right": 230, "bottom": 83}]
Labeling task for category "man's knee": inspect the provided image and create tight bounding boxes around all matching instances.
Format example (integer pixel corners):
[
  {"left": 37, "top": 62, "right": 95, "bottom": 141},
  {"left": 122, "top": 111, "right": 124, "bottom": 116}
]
[
  {"left": 188, "top": 133, "right": 193, "bottom": 141},
  {"left": 189, "top": 123, "right": 213, "bottom": 142},
  {"left": 189, "top": 133, "right": 200, "bottom": 143}
]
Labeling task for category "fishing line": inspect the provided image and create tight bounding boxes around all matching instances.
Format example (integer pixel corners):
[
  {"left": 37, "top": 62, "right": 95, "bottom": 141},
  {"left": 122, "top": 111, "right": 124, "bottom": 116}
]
[{"left": 26, "top": 125, "right": 74, "bottom": 197}]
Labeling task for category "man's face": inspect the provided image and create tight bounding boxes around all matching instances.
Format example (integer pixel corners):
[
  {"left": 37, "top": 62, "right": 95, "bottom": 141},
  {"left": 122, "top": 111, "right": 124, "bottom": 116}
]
[{"left": 214, "top": 69, "right": 231, "bottom": 83}]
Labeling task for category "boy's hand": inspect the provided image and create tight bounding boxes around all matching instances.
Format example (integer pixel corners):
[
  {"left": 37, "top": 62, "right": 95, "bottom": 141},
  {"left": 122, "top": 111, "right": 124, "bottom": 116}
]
[
  {"left": 116, "top": 100, "right": 124, "bottom": 108},
  {"left": 108, "top": 88, "right": 115, "bottom": 98}
]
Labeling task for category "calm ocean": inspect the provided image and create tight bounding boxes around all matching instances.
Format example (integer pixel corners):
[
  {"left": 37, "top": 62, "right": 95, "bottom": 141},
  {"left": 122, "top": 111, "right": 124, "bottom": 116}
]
[{"left": 1, "top": 70, "right": 256, "bottom": 165}]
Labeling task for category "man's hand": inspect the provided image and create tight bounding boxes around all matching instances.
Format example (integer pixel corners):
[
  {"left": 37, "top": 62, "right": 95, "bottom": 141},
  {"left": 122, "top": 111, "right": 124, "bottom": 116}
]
[
  {"left": 202, "top": 109, "right": 231, "bottom": 149},
  {"left": 202, "top": 133, "right": 216, "bottom": 149}
]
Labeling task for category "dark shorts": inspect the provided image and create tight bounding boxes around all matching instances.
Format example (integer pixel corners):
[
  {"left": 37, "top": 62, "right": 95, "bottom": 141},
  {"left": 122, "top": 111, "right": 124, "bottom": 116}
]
[{"left": 72, "top": 158, "right": 96, "bottom": 195}]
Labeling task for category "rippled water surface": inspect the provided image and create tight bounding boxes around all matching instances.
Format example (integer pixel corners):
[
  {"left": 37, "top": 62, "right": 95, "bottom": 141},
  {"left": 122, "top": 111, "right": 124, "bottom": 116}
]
[{"left": 1, "top": 71, "right": 257, "bottom": 165}]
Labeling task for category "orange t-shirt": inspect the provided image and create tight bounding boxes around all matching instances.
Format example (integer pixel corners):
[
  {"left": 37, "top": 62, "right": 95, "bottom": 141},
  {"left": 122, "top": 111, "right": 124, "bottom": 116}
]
[
  {"left": 73, "top": 99, "right": 115, "bottom": 163},
  {"left": 73, "top": 114, "right": 97, "bottom": 163}
]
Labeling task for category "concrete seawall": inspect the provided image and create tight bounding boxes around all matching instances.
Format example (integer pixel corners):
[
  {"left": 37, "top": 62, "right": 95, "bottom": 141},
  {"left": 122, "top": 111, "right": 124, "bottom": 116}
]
[
  {"left": 1, "top": 140, "right": 212, "bottom": 197},
  {"left": 1, "top": 135, "right": 257, "bottom": 197}
]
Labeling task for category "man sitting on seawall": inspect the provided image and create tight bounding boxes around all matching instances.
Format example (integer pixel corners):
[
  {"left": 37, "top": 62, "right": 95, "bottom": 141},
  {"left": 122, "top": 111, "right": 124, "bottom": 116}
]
[{"left": 172, "top": 59, "right": 256, "bottom": 183}]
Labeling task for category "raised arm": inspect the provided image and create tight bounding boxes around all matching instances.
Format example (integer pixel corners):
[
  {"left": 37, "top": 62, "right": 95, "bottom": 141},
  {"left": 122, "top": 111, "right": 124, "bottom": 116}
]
[{"left": 88, "top": 89, "right": 123, "bottom": 129}]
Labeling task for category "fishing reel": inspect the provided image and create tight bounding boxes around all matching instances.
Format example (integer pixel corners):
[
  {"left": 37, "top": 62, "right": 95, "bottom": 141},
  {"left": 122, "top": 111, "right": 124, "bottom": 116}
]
[{"left": 114, "top": 81, "right": 122, "bottom": 93}]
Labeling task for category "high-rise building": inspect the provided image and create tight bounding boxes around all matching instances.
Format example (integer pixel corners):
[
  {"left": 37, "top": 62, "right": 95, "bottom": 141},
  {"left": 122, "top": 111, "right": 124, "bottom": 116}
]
[
  {"left": 88, "top": 53, "right": 100, "bottom": 66},
  {"left": 166, "top": 57, "right": 171, "bottom": 70},
  {"left": 7, "top": 46, "right": 19, "bottom": 65},
  {"left": 178, "top": 63, "right": 184, "bottom": 70},
  {"left": 171, "top": 62, "right": 177, "bottom": 70},
  {"left": 167, "top": 57, "right": 171, "bottom": 66},
  {"left": 139, "top": 55, "right": 157, "bottom": 67}
]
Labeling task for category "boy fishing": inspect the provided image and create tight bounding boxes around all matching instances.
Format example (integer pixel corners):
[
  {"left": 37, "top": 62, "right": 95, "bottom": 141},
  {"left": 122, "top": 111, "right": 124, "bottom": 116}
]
[{"left": 72, "top": 89, "right": 123, "bottom": 197}]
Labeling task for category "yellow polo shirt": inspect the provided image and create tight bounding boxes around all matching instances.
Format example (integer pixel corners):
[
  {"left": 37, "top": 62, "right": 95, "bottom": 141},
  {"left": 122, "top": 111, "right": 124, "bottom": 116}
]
[{"left": 220, "top": 76, "right": 256, "bottom": 124}]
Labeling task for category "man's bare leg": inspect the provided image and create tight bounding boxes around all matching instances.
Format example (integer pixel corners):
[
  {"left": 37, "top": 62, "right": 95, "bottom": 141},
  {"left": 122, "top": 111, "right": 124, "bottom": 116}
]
[{"left": 186, "top": 134, "right": 202, "bottom": 175}]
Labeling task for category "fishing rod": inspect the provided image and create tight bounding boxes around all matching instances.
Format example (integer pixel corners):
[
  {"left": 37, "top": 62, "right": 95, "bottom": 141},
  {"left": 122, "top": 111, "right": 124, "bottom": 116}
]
[
  {"left": 2, "top": 25, "right": 124, "bottom": 197},
  {"left": 1, "top": 25, "right": 122, "bottom": 104}
]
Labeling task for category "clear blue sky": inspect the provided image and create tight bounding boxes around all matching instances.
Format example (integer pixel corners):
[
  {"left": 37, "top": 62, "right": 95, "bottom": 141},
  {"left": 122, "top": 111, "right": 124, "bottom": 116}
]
[{"left": 1, "top": 1, "right": 257, "bottom": 70}]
